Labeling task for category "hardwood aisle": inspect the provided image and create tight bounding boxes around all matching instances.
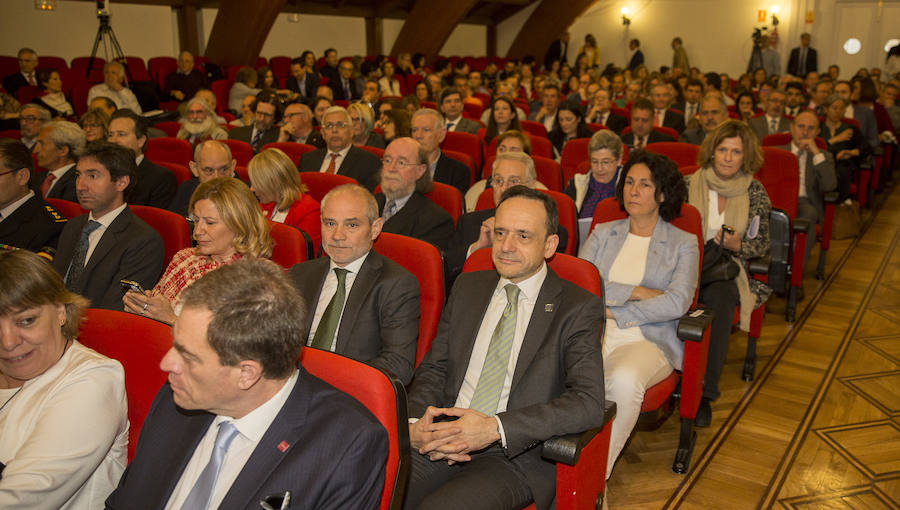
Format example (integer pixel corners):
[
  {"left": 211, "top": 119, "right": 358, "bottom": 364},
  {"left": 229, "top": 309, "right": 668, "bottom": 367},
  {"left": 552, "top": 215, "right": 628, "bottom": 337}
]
[{"left": 606, "top": 184, "right": 900, "bottom": 509}]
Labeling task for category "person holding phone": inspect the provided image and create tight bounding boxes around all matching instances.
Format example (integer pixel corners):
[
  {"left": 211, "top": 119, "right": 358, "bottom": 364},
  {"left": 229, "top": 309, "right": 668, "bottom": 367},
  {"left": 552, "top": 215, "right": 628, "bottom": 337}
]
[{"left": 123, "top": 178, "right": 272, "bottom": 324}]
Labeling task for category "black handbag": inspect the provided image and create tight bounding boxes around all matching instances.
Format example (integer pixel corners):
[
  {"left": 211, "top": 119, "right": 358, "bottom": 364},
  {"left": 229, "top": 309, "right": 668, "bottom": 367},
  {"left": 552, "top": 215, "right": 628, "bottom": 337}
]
[{"left": 700, "top": 225, "right": 740, "bottom": 287}]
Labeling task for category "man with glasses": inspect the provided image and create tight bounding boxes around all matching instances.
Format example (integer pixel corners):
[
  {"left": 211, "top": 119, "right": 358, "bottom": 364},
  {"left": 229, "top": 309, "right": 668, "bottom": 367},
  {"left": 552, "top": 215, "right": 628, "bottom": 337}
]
[
  {"left": 374, "top": 137, "right": 453, "bottom": 250},
  {"left": 228, "top": 91, "right": 282, "bottom": 153},
  {"left": 277, "top": 102, "right": 324, "bottom": 148},
  {"left": 749, "top": 88, "right": 791, "bottom": 142},
  {"left": 18, "top": 103, "right": 51, "bottom": 151},
  {"left": 168, "top": 140, "right": 238, "bottom": 216},
  {"left": 298, "top": 105, "right": 381, "bottom": 191},
  {"left": 446, "top": 152, "right": 567, "bottom": 282},
  {"left": 680, "top": 93, "right": 729, "bottom": 145},
  {"left": 3, "top": 48, "right": 39, "bottom": 97},
  {"left": 411, "top": 108, "right": 469, "bottom": 195}
]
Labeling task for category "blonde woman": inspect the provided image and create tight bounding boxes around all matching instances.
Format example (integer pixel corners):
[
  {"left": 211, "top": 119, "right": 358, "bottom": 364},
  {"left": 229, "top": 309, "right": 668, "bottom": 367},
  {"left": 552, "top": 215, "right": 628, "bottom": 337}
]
[{"left": 248, "top": 148, "right": 322, "bottom": 246}]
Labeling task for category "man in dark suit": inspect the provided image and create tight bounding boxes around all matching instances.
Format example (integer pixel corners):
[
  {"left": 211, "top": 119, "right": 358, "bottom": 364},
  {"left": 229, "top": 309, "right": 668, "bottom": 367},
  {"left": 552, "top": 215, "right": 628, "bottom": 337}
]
[
  {"left": 31, "top": 120, "right": 84, "bottom": 203},
  {"left": 286, "top": 57, "right": 319, "bottom": 102},
  {"left": 784, "top": 82, "right": 806, "bottom": 117},
  {"left": 779, "top": 111, "right": 837, "bottom": 264},
  {"left": 586, "top": 89, "right": 627, "bottom": 134},
  {"left": 2, "top": 48, "right": 38, "bottom": 97},
  {"left": 650, "top": 84, "right": 685, "bottom": 133},
  {"left": 228, "top": 91, "right": 282, "bottom": 153},
  {"left": 297, "top": 105, "right": 381, "bottom": 191},
  {"left": 329, "top": 60, "right": 362, "bottom": 101},
  {"left": 375, "top": 138, "right": 454, "bottom": 251},
  {"left": 108, "top": 109, "right": 177, "bottom": 209},
  {"left": 404, "top": 186, "right": 605, "bottom": 510},
  {"left": 528, "top": 83, "right": 561, "bottom": 133},
  {"left": 105, "top": 258, "right": 387, "bottom": 510},
  {"left": 447, "top": 152, "right": 567, "bottom": 282},
  {"left": 627, "top": 39, "right": 644, "bottom": 71},
  {"left": 672, "top": 79, "right": 704, "bottom": 122},
  {"left": 680, "top": 93, "right": 729, "bottom": 145},
  {"left": 787, "top": 33, "right": 818, "bottom": 77},
  {"left": 52, "top": 142, "right": 164, "bottom": 310},
  {"left": 0, "top": 139, "right": 66, "bottom": 252},
  {"left": 412, "top": 108, "right": 470, "bottom": 195},
  {"left": 289, "top": 184, "right": 419, "bottom": 384},
  {"left": 439, "top": 88, "right": 480, "bottom": 135},
  {"left": 622, "top": 99, "right": 676, "bottom": 149},
  {"left": 168, "top": 140, "right": 237, "bottom": 217},
  {"left": 277, "top": 102, "right": 325, "bottom": 148},
  {"left": 319, "top": 48, "right": 340, "bottom": 86},
  {"left": 164, "top": 51, "right": 208, "bottom": 101},
  {"left": 748, "top": 89, "right": 792, "bottom": 142},
  {"left": 543, "top": 32, "right": 570, "bottom": 71}
]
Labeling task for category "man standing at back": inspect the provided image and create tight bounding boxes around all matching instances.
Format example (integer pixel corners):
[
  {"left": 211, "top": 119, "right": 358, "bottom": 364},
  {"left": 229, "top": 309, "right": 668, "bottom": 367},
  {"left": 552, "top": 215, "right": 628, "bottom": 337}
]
[
  {"left": 289, "top": 184, "right": 419, "bottom": 385},
  {"left": 787, "top": 33, "right": 818, "bottom": 77},
  {"left": 297, "top": 105, "right": 381, "bottom": 191},
  {"left": 52, "top": 142, "right": 164, "bottom": 309},
  {"left": 105, "top": 258, "right": 387, "bottom": 510},
  {"left": 404, "top": 186, "right": 605, "bottom": 510}
]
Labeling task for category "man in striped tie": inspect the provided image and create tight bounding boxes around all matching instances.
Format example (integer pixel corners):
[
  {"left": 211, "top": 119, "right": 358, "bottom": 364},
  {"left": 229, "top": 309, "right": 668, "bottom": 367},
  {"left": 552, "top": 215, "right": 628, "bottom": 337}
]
[{"left": 405, "top": 186, "right": 606, "bottom": 510}]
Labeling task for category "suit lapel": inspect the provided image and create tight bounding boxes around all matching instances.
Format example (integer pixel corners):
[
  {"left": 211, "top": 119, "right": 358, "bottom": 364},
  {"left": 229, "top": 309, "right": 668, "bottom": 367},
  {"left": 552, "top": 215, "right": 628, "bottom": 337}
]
[
  {"left": 510, "top": 269, "right": 562, "bottom": 389},
  {"left": 449, "top": 271, "right": 498, "bottom": 396},
  {"left": 335, "top": 252, "right": 381, "bottom": 351},
  {"left": 81, "top": 207, "right": 130, "bottom": 280},
  {"left": 154, "top": 410, "right": 215, "bottom": 507}
]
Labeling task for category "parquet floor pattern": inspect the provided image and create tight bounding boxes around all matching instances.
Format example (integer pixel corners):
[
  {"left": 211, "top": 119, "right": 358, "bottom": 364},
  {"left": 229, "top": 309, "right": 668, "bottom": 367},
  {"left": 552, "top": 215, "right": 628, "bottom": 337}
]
[{"left": 606, "top": 184, "right": 900, "bottom": 509}]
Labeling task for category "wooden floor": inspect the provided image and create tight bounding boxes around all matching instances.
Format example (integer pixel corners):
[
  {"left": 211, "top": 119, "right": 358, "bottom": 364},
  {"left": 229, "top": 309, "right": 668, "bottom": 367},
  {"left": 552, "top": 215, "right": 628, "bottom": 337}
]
[{"left": 607, "top": 182, "right": 900, "bottom": 509}]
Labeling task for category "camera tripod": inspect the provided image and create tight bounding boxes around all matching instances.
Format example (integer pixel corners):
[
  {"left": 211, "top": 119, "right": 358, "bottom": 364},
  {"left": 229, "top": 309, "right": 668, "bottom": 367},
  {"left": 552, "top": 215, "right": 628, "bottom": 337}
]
[{"left": 87, "top": 14, "right": 130, "bottom": 83}]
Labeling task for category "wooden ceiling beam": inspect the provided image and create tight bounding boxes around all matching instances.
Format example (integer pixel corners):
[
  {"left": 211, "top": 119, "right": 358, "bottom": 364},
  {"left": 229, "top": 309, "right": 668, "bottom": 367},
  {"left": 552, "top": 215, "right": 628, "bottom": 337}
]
[
  {"left": 390, "top": 0, "right": 479, "bottom": 59},
  {"left": 204, "top": 0, "right": 286, "bottom": 66}
]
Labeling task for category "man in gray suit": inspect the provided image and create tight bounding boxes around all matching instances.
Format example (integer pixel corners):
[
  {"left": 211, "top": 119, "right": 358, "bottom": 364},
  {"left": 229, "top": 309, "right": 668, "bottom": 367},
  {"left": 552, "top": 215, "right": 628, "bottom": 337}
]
[
  {"left": 748, "top": 89, "right": 792, "bottom": 142},
  {"left": 404, "top": 186, "right": 605, "bottom": 510},
  {"left": 778, "top": 111, "right": 837, "bottom": 264},
  {"left": 288, "top": 184, "right": 419, "bottom": 385},
  {"left": 680, "top": 93, "right": 728, "bottom": 146},
  {"left": 439, "top": 88, "right": 480, "bottom": 135}
]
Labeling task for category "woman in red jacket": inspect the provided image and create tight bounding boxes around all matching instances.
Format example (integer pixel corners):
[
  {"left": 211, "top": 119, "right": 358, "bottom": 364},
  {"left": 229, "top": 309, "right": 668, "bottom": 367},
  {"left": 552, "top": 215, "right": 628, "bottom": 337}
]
[{"left": 248, "top": 148, "right": 321, "bottom": 247}]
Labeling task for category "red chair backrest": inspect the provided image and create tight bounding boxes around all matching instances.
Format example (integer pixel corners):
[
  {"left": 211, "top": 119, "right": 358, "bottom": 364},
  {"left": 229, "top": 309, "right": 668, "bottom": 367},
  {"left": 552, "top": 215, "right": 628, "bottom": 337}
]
[
  {"left": 586, "top": 122, "right": 609, "bottom": 133},
  {"left": 221, "top": 139, "right": 254, "bottom": 167},
  {"left": 373, "top": 232, "right": 444, "bottom": 366},
  {"left": 300, "top": 172, "right": 357, "bottom": 202},
  {"left": 124, "top": 56, "right": 150, "bottom": 82},
  {"left": 70, "top": 56, "right": 105, "bottom": 83},
  {"left": 130, "top": 205, "right": 192, "bottom": 268},
  {"left": 463, "top": 102, "right": 483, "bottom": 120},
  {"left": 560, "top": 138, "right": 591, "bottom": 187},
  {"left": 425, "top": 182, "right": 463, "bottom": 226},
  {"left": 153, "top": 121, "right": 182, "bottom": 138},
  {"left": 145, "top": 137, "right": 193, "bottom": 167},
  {"left": 0, "top": 129, "right": 21, "bottom": 139},
  {"left": 268, "top": 221, "right": 309, "bottom": 268},
  {"left": 589, "top": 198, "right": 703, "bottom": 306},
  {"left": 441, "top": 131, "right": 482, "bottom": 170},
  {"left": 520, "top": 119, "right": 548, "bottom": 138},
  {"left": 679, "top": 164, "right": 700, "bottom": 176},
  {"left": 260, "top": 142, "right": 316, "bottom": 166},
  {"left": 156, "top": 161, "right": 192, "bottom": 185},
  {"left": 473, "top": 188, "right": 577, "bottom": 255},
  {"left": 358, "top": 145, "right": 385, "bottom": 159},
  {"left": 761, "top": 132, "right": 827, "bottom": 151},
  {"left": 645, "top": 142, "right": 700, "bottom": 168},
  {"left": 463, "top": 248, "right": 604, "bottom": 298},
  {"left": 482, "top": 154, "right": 563, "bottom": 191},
  {"left": 758, "top": 147, "right": 799, "bottom": 218},
  {"left": 38, "top": 55, "right": 69, "bottom": 72},
  {"left": 147, "top": 56, "right": 177, "bottom": 91},
  {"left": 268, "top": 56, "right": 292, "bottom": 80},
  {"left": 16, "top": 85, "right": 42, "bottom": 105},
  {"left": 841, "top": 117, "right": 861, "bottom": 129},
  {"left": 45, "top": 198, "right": 86, "bottom": 219},
  {"left": 485, "top": 133, "right": 553, "bottom": 160},
  {"left": 71, "top": 80, "right": 92, "bottom": 116},
  {"left": 210, "top": 80, "right": 232, "bottom": 115},
  {"left": 299, "top": 348, "right": 408, "bottom": 510},
  {"left": 234, "top": 165, "right": 249, "bottom": 183},
  {"left": 443, "top": 149, "right": 476, "bottom": 187},
  {"left": 78, "top": 308, "right": 171, "bottom": 462},
  {"left": 621, "top": 125, "right": 679, "bottom": 140}
]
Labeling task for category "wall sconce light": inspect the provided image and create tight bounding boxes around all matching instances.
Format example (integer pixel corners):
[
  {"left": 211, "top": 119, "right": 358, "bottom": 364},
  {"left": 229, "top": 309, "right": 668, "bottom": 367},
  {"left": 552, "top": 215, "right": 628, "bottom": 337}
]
[
  {"left": 770, "top": 5, "right": 780, "bottom": 26},
  {"left": 621, "top": 7, "right": 631, "bottom": 26},
  {"left": 34, "top": 0, "right": 56, "bottom": 10}
]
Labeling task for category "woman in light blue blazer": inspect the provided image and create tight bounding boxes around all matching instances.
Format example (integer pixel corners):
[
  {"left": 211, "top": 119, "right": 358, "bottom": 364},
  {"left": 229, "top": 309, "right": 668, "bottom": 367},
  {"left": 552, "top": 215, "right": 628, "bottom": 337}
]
[{"left": 578, "top": 151, "right": 699, "bottom": 477}]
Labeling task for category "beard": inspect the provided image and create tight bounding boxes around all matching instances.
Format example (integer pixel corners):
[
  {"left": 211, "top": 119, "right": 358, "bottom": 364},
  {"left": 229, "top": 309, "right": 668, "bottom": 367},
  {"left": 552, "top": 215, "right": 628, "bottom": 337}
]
[{"left": 182, "top": 116, "right": 217, "bottom": 136}]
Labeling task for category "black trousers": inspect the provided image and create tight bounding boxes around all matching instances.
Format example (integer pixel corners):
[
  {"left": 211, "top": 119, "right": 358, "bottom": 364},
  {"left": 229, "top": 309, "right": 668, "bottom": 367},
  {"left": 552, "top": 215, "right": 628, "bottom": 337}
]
[{"left": 699, "top": 278, "right": 740, "bottom": 400}]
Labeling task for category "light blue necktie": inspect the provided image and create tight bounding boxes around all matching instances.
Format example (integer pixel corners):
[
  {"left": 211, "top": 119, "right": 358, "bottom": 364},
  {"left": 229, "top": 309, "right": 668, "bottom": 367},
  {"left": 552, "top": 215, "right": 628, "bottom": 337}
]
[{"left": 181, "top": 421, "right": 240, "bottom": 510}]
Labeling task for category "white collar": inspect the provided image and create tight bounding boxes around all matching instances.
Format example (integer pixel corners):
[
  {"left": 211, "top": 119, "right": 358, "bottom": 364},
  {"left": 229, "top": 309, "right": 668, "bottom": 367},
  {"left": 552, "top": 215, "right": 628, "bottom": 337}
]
[
  {"left": 495, "top": 261, "right": 548, "bottom": 304},
  {"left": 88, "top": 202, "right": 128, "bottom": 227},
  {"left": 0, "top": 190, "right": 34, "bottom": 220},
  {"left": 214, "top": 370, "right": 299, "bottom": 443},
  {"left": 329, "top": 250, "right": 370, "bottom": 273}
]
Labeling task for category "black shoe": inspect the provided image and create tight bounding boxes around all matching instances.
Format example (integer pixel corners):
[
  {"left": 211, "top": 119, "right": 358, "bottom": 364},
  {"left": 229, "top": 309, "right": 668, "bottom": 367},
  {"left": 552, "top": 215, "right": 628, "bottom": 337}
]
[{"left": 695, "top": 398, "right": 712, "bottom": 428}]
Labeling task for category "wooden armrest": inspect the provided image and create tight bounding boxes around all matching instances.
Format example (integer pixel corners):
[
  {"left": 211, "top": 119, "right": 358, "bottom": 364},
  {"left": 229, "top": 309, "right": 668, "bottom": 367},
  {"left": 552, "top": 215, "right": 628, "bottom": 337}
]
[
  {"left": 541, "top": 401, "right": 617, "bottom": 465},
  {"left": 677, "top": 308, "right": 714, "bottom": 342}
]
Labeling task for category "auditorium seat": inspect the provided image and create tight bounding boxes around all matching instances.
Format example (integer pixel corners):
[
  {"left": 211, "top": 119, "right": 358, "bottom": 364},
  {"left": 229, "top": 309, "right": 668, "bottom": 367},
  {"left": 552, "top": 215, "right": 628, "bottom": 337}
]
[
  {"left": 153, "top": 121, "right": 181, "bottom": 138},
  {"left": 260, "top": 142, "right": 317, "bottom": 165},
  {"left": 520, "top": 119, "right": 548, "bottom": 138},
  {"left": 148, "top": 56, "right": 177, "bottom": 92},
  {"left": 474, "top": 188, "right": 577, "bottom": 254},
  {"left": 45, "top": 198, "right": 85, "bottom": 219},
  {"left": 131, "top": 205, "right": 192, "bottom": 268},
  {"left": 269, "top": 221, "right": 311, "bottom": 268},
  {"left": 443, "top": 149, "right": 476, "bottom": 187},
  {"left": 221, "top": 139, "right": 254, "bottom": 166},
  {"left": 300, "top": 172, "right": 356, "bottom": 202},
  {"left": 156, "top": 161, "right": 192, "bottom": 186},
  {"left": 145, "top": 137, "right": 192, "bottom": 167},
  {"left": 441, "top": 131, "right": 482, "bottom": 171},
  {"left": 646, "top": 141, "right": 700, "bottom": 168}
]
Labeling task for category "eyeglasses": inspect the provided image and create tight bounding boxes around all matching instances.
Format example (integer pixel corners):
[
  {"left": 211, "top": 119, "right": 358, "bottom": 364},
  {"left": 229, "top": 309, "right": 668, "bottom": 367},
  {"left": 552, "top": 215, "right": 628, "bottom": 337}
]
[
  {"left": 20, "top": 116, "right": 40, "bottom": 122},
  {"left": 593, "top": 159, "right": 618, "bottom": 167},
  {"left": 491, "top": 176, "right": 527, "bottom": 187},
  {"left": 323, "top": 122, "right": 349, "bottom": 129},
  {"left": 381, "top": 157, "right": 418, "bottom": 169},
  {"left": 255, "top": 111, "right": 274, "bottom": 119}
]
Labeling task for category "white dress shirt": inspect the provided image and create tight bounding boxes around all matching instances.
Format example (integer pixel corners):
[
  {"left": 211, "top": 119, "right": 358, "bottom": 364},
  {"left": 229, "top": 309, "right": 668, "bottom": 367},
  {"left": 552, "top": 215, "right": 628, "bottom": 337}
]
[
  {"left": 164, "top": 371, "right": 299, "bottom": 510},
  {"left": 307, "top": 252, "right": 370, "bottom": 349},
  {"left": 791, "top": 142, "right": 825, "bottom": 198},
  {"left": 87, "top": 83, "right": 142, "bottom": 114},
  {"left": 84, "top": 203, "right": 128, "bottom": 265},
  {"left": 317, "top": 144, "right": 352, "bottom": 174}
]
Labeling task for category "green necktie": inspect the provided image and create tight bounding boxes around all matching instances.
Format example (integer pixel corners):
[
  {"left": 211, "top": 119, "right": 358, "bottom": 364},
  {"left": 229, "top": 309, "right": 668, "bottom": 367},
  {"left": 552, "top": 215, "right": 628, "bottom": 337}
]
[
  {"left": 469, "top": 284, "right": 521, "bottom": 416},
  {"left": 311, "top": 268, "right": 349, "bottom": 350}
]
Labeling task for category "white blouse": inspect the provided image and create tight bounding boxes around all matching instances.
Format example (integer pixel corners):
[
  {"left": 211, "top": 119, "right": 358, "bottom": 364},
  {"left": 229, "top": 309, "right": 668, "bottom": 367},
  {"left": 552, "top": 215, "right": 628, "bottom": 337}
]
[{"left": 605, "top": 233, "right": 651, "bottom": 343}]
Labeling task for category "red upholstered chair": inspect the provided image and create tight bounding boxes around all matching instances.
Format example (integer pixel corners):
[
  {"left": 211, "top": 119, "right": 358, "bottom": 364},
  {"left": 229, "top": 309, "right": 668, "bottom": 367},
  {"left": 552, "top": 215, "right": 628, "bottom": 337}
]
[
  {"left": 441, "top": 131, "right": 482, "bottom": 171},
  {"left": 156, "top": 161, "right": 192, "bottom": 186},
  {"left": 373, "top": 232, "right": 444, "bottom": 367},
  {"left": 299, "top": 348, "right": 409, "bottom": 510},
  {"left": 462, "top": 249, "right": 617, "bottom": 509},
  {"left": 482, "top": 155, "right": 563, "bottom": 192},
  {"left": 145, "top": 137, "right": 193, "bottom": 167},
  {"left": 124, "top": 56, "right": 150, "bottom": 82},
  {"left": 473, "top": 188, "right": 577, "bottom": 254},
  {"left": 620, "top": 125, "right": 679, "bottom": 140},
  {"left": 484, "top": 133, "right": 553, "bottom": 161},
  {"left": 234, "top": 165, "right": 249, "bottom": 183},
  {"left": 462, "top": 101, "right": 483, "bottom": 120},
  {"left": 153, "top": 121, "right": 181, "bottom": 138},
  {"left": 77, "top": 308, "right": 171, "bottom": 462},
  {"left": 260, "top": 142, "right": 316, "bottom": 166},
  {"left": 148, "top": 56, "right": 177, "bottom": 91},
  {"left": 45, "top": 198, "right": 86, "bottom": 219},
  {"left": 268, "top": 56, "right": 291, "bottom": 80},
  {"left": 70, "top": 56, "right": 105, "bottom": 83},
  {"left": 71, "top": 80, "right": 92, "bottom": 116},
  {"left": 130, "top": 205, "right": 192, "bottom": 268},
  {"left": 646, "top": 142, "right": 700, "bottom": 168},
  {"left": 374, "top": 182, "right": 462, "bottom": 227},
  {"left": 443, "top": 149, "right": 476, "bottom": 187},
  {"left": 221, "top": 139, "right": 254, "bottom": 167},
  {"left": 520, "top": 119, "right": 548, "bottom": 138},
  {"left": 560, "top": 138, "right": 591, "bottom": 187},
  {"left": 358, "top": 145, "right": 385, "bottom": 160},
  {"left": 0, "top": 129, "right": 21, "bottom": 139},
  {"left": 16, "top": 85, "right": 42, "bottom": 105},
  {"left": 210, "top": 80, "right": 232, "bottom": 115},
  {"left": 38, "top": 55, "right": 68, "bottom": 72},
  {"left": 586, "top": 122, "right": 609, "bottom": 133},
  {"left": 300, "top": 172, "right": 356, "bottom": 202},
  {"left": 269, "top": 221, "right": 311, "bottom": 268},
  {"left": 589, "top": 198, "right": 714, "bottom": 474}
]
